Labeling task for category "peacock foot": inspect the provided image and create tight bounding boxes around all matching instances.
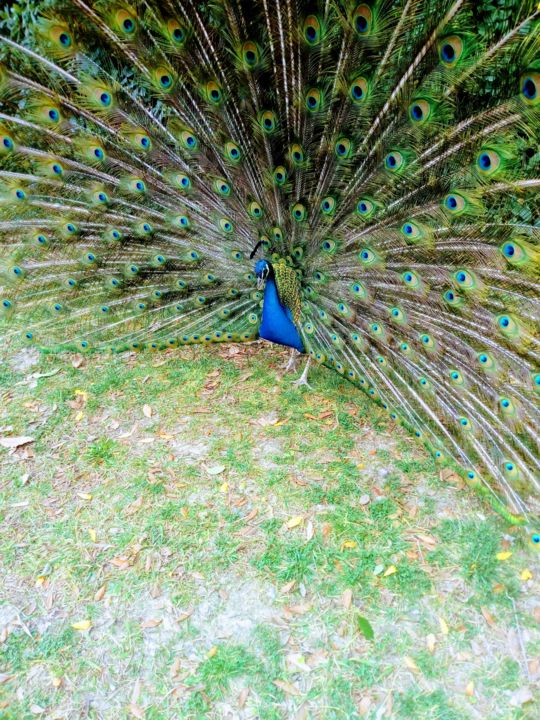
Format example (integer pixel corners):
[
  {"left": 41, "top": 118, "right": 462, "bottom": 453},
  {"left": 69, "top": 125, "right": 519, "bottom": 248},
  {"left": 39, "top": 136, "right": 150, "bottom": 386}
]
[
  {"left": 291, "top": 357, "right": 312, "bottom": 389},
  {"left": 282, "top": 349, "right": 299, "bottom": 373}
]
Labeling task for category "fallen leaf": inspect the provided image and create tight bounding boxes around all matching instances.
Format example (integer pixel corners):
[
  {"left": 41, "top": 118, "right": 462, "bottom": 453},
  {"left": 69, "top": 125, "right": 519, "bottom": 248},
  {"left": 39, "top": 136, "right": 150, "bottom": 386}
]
[
  {"left": 305, "top": 520, "right": 315, "bottom": 540},
  {"left": 359, "top": 494, "right": 371, "bottom": 505},
  {"left": 358, "top": 696, "right": 372, "bottom": 716},
  {"left": 127, "top": 703, "right": 145, "bottom": 719},
  {"left": 170, "top": 657, "right": 182, "bottom": 678},
  {"left": 124, "top": 495, "right": 144, "bottom": 516},
  {"left": 207, "top": 465, "right": 225, "bottom": 476},
  {"left": 71, "top": 620, "right": 92, "bottom": 631},
  {"left": 520, "top": 569, "right": 533, "bottom": 581},
  {"left": 465, "top": 680, "right": 475, "bottom": 697},
  {"left": 496, "top": 551, "right": 512, "bottom": 561},
  {"left": 238, "top": 688, "right": 250, "bottom": 708},
  {"left": 94, "top": 584, "right": 107, "bottom": 602},
  {"left": 273, "top": 679, "right": 301, "bottom": 696},
  {"left": 438, "top": 617, "right": 449, "bottom": 636},
  {"left": 141, "top": 619, "right": 162, "bottom": 629},
  {"left": 281, "top": 580, "right": 296, "bottom": 593},
  {"left": 404, "top": 656, "right": 420, "bottom": 673},
  {"left": 30, "top": 705, "right": 45, "bottom": 715},
  {"left": 373, "top": 564, "right": 385, "bottom": 576},
  {"left": 0, "top": 436, "right": 34, "bottom": 449},
  {"left": 88, "top": 528, "right": 97, "bottom": 543},
  {"left": 341, "top": 540, "right": 357, "bottom": 550},
  {"left": 383, "top": 565, "right": 397, "bottom": 577},
  {"left": 143, "top": 404, "right": 153, "bottom": 418},
  {"left": 207, "top": 646, "right": 217, "bottom": 658},
  {"left": 52, "top": 677, "right": 62, "bottom": 688},
  {"left": 426, "top": 634, "right": 436, "bottom": 653},
  {"left": 342, "top": 589, "right": 353, "bottom": 609},
  {"left": 357, "top": 615, "right": 374, "bottom": 640},
  {"left": 286, "top": 515, "right": 303, "bottom": 529},
  {"left": 509, "top": 686, "right": 534, "bottom": 707},
  {"left": 78, "top": 492, "right": 92, "bottom": 501},
  {"left": 481, "top": 606, "right": 496, "bottom": 627}
]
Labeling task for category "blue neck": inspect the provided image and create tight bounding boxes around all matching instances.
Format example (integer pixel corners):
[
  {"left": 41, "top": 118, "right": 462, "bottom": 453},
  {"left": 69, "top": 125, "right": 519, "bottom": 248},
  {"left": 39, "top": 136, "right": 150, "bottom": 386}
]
[{"left": 259, "top": 278, "right": 304, "bottom": 352}]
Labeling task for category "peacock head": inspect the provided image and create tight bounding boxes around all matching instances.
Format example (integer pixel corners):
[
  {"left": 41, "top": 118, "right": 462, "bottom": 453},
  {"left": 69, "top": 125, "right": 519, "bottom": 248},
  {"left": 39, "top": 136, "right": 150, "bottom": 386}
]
[{"left": 255, "top": 259, "right": 272, "bottom": 290}]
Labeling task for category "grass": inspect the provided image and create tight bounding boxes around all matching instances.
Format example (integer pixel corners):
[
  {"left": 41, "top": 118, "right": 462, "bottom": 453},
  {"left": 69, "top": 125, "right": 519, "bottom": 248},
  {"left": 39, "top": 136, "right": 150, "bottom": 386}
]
[{"left": 0, "top": 340, "right": 538, "bottom": 719}]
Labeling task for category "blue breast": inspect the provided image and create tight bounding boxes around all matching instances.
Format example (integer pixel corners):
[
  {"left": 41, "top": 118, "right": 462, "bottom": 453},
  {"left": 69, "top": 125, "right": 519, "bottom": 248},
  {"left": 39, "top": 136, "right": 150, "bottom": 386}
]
[{"left": 259, "top": 278, "right": 304, "bottom": 352}]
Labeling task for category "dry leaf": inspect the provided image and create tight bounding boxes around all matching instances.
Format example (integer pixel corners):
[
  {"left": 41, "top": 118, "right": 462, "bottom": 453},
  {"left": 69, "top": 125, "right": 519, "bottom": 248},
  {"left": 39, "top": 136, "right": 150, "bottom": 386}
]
[
  {"left": 465, "top": 681, "right": 475, "bottom": 697},
  {"left": 358, "top": 696, "right": 372, "bottom": 716},
  {"left": 509, "top": 686, "right": 534, "bottom": 707},
  {"left": 71, "top": 620, "right": 92, "bottom": 631},
  {"left": 341, "top": 540, "right": 357, "bottom": 550},
  {"left": 341, "top": 589, "right": 353, "bottom": 609},
  {"left": 170, "top": 657, "right": 182, "bottom": 678},
  {"left": 207, "top": 646, "right": 218, "bottom": 658},
  {"left": 273, "top": 679, "right": 301, "bottom": 696},
  {"left": 281, "top": 580, "right": 296, "bottom": 593},
  {"left": 383, "top": 565, "right": 397, "bottom": 577},
  {"left": 207, "top": 465, "right": 225, "bottom": 476},
  {"left": 52, "top": 677, "right": 62, "bottom": 688},
  {"left": 0, "top": 436, "right": 34, "bottom": 449},
  {"left": 124, "top": 495, "right": 144, "bottom": 516},
  {"left": 481, "top": 606, "right": 496, "bottom": 627},
  {"left": 426, "top": 634, "right": 436, "bottom": 653},
  {"left": 78, "top": 492, "right": 92, "bottom": 501},
  {"left": 359, "top": 494, "right": 371, "bottom": 506},
  {"left": 238, "top": 688, "right": 250, "bottom": 708},
  {"left": 143, "top": 404, "right": 153, "bottom": 418},
  {"left": 127, "top": 703, "right": 145, "bottom": 719},
  {"left": 88, "top": 528, "right": 97, "bottom": 543},
  {"left": 141, "top": 619, "right": 162, "bottom": 629},
  {"left": 286, "top": 515, "right": 303, "bottom": 529},
  {"left": 438, "top": 617, "right": 449, "bottom": 635},
  {"left": 305, "top": 520, "right": 315, "bottom": 540},
  {"left": 94, "top": 584, "right": 107, "bottom": 602},
  {"left": 404, "top": 656, "right": 420, "bottom": 673},
  {"left": 496, "top": 551, "right": 512, "bottom": 561},
  {"left": 520, "top": 569, "right": 533, "bottom": 581}
]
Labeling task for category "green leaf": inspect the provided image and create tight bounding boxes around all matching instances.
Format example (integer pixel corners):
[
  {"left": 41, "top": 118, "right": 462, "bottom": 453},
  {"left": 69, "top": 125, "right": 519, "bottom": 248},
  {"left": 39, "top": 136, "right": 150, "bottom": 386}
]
[{"left": 357, "top": 615, "right": 374, "bottom": 641}]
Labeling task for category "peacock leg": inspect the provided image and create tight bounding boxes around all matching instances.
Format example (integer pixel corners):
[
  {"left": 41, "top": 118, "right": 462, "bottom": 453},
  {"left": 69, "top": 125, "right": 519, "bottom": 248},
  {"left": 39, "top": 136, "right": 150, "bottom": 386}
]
[
  {"left": 292, "top": 356, "right": 312, "bottom": 389},
  {"left": 282, "top": 348, "right": 299, "bottom": 372}
]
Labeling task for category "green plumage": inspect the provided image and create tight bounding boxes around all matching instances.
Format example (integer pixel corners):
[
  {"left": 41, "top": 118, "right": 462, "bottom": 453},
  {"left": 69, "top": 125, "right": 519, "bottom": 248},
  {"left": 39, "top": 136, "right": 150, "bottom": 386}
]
[{"left": 0, "top": 0, "right": 539, "bottom": 541}]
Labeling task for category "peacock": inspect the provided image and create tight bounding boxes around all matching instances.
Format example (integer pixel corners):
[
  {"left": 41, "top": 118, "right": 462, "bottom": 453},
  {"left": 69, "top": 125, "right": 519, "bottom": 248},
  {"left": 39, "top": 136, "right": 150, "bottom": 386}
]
[{"left": 0, "top": 0, "right": 539, "bottom": 543}]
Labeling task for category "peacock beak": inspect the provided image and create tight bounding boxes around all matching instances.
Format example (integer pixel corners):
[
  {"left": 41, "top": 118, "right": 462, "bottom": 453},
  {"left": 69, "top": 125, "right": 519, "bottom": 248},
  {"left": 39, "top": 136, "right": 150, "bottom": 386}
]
[{"left": 257, "top": 276, "right": 265, "bottom": 290}]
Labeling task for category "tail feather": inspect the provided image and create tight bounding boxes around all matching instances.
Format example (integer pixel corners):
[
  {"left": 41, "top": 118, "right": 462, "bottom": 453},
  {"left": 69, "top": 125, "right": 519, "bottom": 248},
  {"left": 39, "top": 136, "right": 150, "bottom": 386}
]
[{"left": 1, "top": 0, "right": 539, "bottom": 529}]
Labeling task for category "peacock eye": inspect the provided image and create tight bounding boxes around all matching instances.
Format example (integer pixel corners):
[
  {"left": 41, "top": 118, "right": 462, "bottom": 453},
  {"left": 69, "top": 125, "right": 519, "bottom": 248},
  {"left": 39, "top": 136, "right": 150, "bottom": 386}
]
[
  {"left": 408, "top": 99, "right": 431, "bottom": 123},
  {"left": 335, "top": 137, "right": 352, "bottom": 159},
  {"left": 438, "top": 36, "right": 463, "bottom": 66},
  {"left": 241, "top": 41, "right": 260, "bottom": 68},
  {"left": 349, "top": 76, "right": 368, "bottom": 104},
  {"left": 205, "top": 81, "right": 222, "bottom": 104},
  {"left": 100, "top": 92, "right": 111, "bottom": 106},
  {"left": 520, "top": 72, "right": 539, "bottom": 105},
  {"left": 384, "top": 151, "right": 404, "bottom": 171},
  {"left": 303, "top": 15, "right": 322, "bottom": 45},
  {"left": 353, "top": 4, "right": 373, "bottom": 35}
]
